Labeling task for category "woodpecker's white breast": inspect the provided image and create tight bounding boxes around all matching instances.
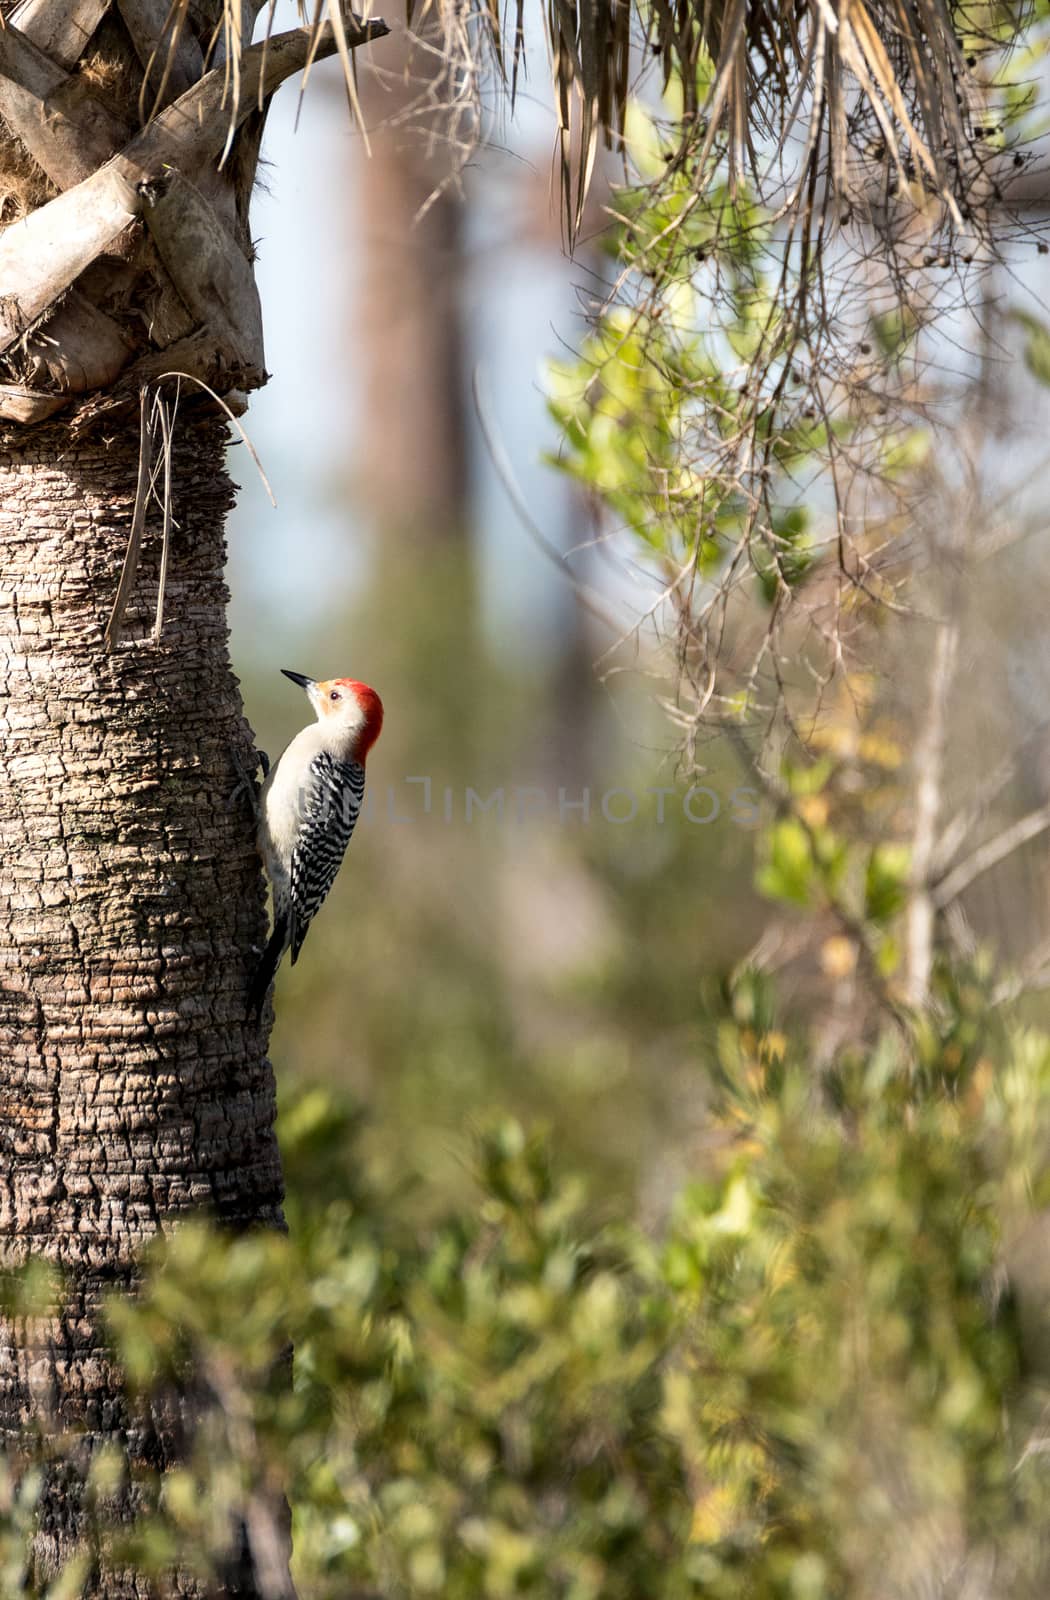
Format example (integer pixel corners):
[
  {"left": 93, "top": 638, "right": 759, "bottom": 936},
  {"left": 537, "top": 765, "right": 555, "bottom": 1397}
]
[{"left": 258, "top": 723, "right": 333, "bottom": 886}]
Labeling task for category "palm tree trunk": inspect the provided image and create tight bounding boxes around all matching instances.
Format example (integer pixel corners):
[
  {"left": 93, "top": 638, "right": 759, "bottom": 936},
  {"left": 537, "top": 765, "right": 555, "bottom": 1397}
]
[{"left": 0, "top": 414, "right": 283, "bottom": 1589}]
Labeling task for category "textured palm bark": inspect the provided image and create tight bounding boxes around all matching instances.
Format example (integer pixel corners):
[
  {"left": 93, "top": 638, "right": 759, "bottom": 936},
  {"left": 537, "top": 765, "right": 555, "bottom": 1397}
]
[
  {"left": 0, "top": 1, "right": 387, "bottom": 427},
  {"left": 0, "top": 415, "right": 283, "bottom": 1593}
]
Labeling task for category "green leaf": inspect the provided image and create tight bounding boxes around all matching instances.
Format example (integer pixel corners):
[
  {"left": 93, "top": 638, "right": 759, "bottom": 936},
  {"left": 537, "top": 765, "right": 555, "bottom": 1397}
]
[
  {"left": 757, "top": 818, "right": 815, "bottom": 907},
  {"left": 1011, "top": 309, "right": 1050, "bottom": 387},
  {"left": 864, "top": 843, "right": 911, "bottom": 923}
]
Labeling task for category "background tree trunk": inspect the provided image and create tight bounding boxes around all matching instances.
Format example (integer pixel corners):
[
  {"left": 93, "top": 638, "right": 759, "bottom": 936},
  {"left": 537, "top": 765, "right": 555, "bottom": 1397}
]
[
  {"left": 0, "top": 414, "right": 284, "bottom": 1591},
  {"left": 356, "top": 21, "right": 470, "bottom": 547}
]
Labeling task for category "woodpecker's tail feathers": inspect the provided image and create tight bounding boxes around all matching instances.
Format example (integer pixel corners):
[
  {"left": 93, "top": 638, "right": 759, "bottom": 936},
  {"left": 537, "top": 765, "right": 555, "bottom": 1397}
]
[
  {"left": 248, "top": 914, "right": 289, "bottom": 1020},
  {"left": 289, "top": 908, "right": 311, "bottom": 967}
]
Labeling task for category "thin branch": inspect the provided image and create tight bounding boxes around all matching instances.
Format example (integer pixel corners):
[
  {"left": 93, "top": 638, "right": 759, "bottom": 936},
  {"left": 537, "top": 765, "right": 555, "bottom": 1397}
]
[
  {"left": 903, "top": 615, "right": 959, "bottom": 1007},
  {"left": 152, "top": 370, "right": 276, "bottom": 506},
  {"left": 471, "top": 364, "right": 623, "bottom": 634},
  {"left": 932, "top": 804, "right": 1050, "bottom": 911},
  {"left": 932, "top": 719, "right": 1050, "bottom": 878},
  {"left": 152, "top": 394, "right": 174, "bottom": 645},
  {"left": 991, "top": 935, "right": 1050, "bottom": 1007}
]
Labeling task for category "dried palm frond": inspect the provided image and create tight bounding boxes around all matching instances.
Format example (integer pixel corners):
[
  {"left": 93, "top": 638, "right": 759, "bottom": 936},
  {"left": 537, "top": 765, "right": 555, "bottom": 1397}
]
[
  {"left": 504, "top": 0, "right": 1016, "bottom": 241},
  {"left": 125, "top": 0, "right": 1014, "bottom": 244}
]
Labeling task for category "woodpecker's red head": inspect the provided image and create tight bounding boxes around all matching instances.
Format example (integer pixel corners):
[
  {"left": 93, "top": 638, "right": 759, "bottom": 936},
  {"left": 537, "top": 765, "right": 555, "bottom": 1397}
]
[{"left": 282, "top": 670, "right": 384, "bottom": 763}]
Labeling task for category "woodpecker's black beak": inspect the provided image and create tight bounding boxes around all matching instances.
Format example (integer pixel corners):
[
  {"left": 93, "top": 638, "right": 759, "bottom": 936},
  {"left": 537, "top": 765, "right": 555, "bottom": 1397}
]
[{"left": 281, "top": 669, "right": 316, "bottom": 691}]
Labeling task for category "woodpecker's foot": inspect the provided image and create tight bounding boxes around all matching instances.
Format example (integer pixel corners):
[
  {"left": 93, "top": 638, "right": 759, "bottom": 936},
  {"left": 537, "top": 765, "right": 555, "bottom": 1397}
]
[{"left": 228, "top": 748, "right": 268, "bottom": 819}]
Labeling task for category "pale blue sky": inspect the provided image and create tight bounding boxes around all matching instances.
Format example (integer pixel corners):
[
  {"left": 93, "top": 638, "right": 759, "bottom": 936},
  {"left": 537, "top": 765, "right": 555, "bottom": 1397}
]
[{"left": 226, "top": 54, "right": 588, "bottom": 667}]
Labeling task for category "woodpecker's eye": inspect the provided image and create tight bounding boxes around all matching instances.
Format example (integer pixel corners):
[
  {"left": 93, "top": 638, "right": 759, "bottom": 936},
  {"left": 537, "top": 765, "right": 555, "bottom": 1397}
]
[{"left": 329, "top": 690, "right": 341, "bottom": 702}]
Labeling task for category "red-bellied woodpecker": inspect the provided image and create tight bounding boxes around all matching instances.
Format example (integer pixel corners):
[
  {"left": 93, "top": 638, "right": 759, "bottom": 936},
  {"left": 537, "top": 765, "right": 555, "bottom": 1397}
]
[{"left": 248, "top": 668, "right": 383, "bottom": 1017}]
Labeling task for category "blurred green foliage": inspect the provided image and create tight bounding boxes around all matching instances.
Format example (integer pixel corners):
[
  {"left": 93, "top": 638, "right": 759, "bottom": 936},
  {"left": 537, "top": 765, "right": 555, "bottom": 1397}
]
[
  {"left": 543, "top": 95, "right": 836, "bottom": 601},
  {"left": 11, "top": 971, "right": 1050, "bottom": 1596}
]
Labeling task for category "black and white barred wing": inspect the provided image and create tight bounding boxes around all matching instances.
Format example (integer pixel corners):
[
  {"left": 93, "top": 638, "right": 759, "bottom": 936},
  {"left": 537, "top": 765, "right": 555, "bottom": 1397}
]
[{"left": 287, "top": 753, "right": 366, "bottom": 961}]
